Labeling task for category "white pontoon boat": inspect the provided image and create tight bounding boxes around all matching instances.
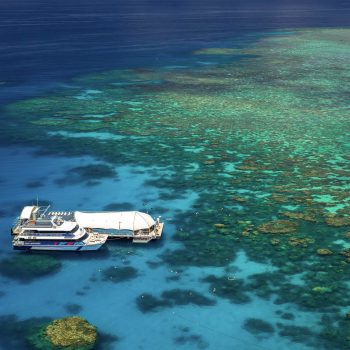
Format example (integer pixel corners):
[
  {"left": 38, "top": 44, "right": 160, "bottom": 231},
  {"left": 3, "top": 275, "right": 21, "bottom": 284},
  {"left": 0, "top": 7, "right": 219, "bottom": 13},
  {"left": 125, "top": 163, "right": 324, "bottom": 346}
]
[{"left": 11, "top": 205, "right": 163, "bottom": 251}]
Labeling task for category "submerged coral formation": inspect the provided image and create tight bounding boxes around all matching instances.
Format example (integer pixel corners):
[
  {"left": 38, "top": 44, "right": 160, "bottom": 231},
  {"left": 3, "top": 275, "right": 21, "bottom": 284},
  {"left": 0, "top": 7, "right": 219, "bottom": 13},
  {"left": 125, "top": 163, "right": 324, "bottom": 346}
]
[
  {"left": 202, "top": 275, "right": 251, "bottom": 304},
  {"left": 28, "top": 316, "right": 97, "bottom": 350},
  {"left": 243, "top": 318, "right": 275, "bottom": 336},
  {"left": 193, "top": 47, "right": 244, "bottom": 55},
  {"left": 174, "top": 333, "right": 209, "bottom": 349},
  {"left": 136, "top": 293, "right": 172, "bottom": 313},
  {"left": 136, "top": 288, "right": 215, "bottom": 313},
  {"left": 257, "top": 220, "right": 298, "bottom": 234},
  {"left": 102, "top": 266, "right": 138, "bottom": 283},
  {"left": 56, "top": 164, "right": 117, "bottom": 186},
  {"left": 161, "top": 289, "right": 216, "bottom": 306},
  {"left": 0, "top": 254, "right": 61, "bottom": 282},
  {"left": 317, "top": 248, "right": 333, "bottom": 256},
  {"left": 46, "top": 317, "right": 97, "bottom": 349},
  {"left": 325, "top": 216, "right": 350, "bottom": 227},
  {"left": 0, "top": 314, "right": 52, "bottom": 350}
]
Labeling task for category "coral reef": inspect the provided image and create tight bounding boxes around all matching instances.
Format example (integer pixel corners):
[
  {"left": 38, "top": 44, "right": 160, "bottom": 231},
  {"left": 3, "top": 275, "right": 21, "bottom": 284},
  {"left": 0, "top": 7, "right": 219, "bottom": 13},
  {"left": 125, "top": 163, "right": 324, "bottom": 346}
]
[
  {"left": 312, "top": 286, "right": 332, "bottom": 294},
  {"left": 0, "top": 314, "right": 51, "bottom": 349},
  {"left": 29, "top": 316, "right": 97, "bottom": 350},
  {"left": 0, "top": 314, "right": 117, "bottom": 350},
  {"left": 193, "top": 47, "right": 243, "bottom": 55},
  {"left": 56, "top": 164, "right": 117, "bottom": 186},
  {"left": 281, "top": 312, "right": 295, "bottom": 320},
  {"left": 161, "top": 289, "right": 216, "bottom": 306},
  {"left": 3, "top": 28, "right": 350, "bottom": 346},
  {"left": 202, "top": 275, "right": 251, "bottom": 304},
  {"left": 243, "top": 318, "right": 275, "bottom": 335},
  {"left": 102, "top": 266, "right": 138, "bottom": 283},
  {"left": 47, "top": 317, "right": 96, "bottom": 349},
  {"left": 288, "top": 237, "right": 314, "bottom": 247},
  {"left": 103, "top": 202, "right": 134, "bottom": 211},
  {"left": 325, "top": 216, "right": 350, "bottom": 227},
  {"left": 0, "top": 254, "right": 61, "bottom": 282},
  {"left": 174, "top": 333, "right": 209, "bottom": 349},
  {"left": 277, "top": 324, "right": 314, "bottom": 345},
  {"left": 317, "top": 248, "right": 333, "bottom": 256},
  {"left": 257, "top": 220, "right": 298, "bottom": 234},
  {"left": 136, "top": 289, "right": 215, "bottom": 313},
  {"left": 136, "top": 293, "right": 172, "bottom": 313}
]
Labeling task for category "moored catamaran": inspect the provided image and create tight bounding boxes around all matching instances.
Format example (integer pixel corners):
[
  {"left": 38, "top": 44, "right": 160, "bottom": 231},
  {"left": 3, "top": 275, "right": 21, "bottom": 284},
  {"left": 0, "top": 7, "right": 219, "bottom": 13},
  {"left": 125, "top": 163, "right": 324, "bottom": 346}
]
[{"left": 11, "top": 205, "right": 164, "bottom": 251}]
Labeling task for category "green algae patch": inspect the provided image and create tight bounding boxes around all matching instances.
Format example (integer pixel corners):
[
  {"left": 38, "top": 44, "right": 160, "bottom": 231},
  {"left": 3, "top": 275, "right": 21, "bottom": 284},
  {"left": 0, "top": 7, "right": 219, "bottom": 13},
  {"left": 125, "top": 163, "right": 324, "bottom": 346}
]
[
  {"left": 0, "top": 254, "right": 61, "bottom": 282},
  {"left": 257, "top": 220, "right": 298, "bottom": 234}
]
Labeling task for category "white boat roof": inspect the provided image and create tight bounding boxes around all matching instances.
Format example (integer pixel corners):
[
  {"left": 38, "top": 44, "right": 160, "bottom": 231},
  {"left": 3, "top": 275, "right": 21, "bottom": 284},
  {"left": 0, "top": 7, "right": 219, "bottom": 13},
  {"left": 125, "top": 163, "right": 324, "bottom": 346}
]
[
  {"left": 20, "top": 206, "right": 37, "bottom": 220},
  {"left": 74, "top": 211, "right": 155, "bottom": 231}
]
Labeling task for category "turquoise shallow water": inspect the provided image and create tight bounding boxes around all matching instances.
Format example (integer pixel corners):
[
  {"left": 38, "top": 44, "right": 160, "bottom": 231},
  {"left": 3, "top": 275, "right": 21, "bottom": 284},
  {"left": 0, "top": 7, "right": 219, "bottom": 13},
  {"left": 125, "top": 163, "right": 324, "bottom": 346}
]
[
  {"left": 0, "top": 147, "right": 302, "bottom": 350},
  {"left": 1, "top": 26, "right": 350, "bottom": 349}
]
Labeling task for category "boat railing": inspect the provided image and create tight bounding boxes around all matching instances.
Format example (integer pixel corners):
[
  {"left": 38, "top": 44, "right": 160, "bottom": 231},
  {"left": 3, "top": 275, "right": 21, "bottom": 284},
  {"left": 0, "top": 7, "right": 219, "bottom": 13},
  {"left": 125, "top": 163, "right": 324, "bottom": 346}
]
[
  {"left": 12, "top": 216, "right": 20, "bottom": 226},
  {"left": 37, "top": 205, "right": 51, "bottom": 218}
]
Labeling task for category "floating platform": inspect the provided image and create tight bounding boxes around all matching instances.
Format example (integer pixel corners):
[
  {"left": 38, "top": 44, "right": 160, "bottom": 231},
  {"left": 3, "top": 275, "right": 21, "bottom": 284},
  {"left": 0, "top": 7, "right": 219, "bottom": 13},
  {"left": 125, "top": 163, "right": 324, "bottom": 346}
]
[{"left": 74, "top": 211, "right": 163, "bottom": 243}]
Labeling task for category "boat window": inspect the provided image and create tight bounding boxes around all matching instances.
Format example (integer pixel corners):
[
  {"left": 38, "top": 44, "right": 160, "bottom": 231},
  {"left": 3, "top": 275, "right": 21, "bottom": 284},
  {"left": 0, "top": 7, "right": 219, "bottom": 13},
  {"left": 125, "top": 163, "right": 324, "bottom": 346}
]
[
  {"left": 24, "top": 225, "right": 79, "bottom": 235},
  {"left": 18, "top": 232, "right": 89, "bottom": 242},
  {"left": 78, "top": 233, "right": 89, "bottom": 241},
  {"left": 70, "top": 225, "right": 79, "bottom": 233}
]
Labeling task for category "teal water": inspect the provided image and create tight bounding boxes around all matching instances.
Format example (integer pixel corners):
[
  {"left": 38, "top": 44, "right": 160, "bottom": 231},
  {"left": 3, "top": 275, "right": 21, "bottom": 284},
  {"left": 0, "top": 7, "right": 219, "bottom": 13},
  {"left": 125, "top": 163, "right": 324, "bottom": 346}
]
[{"left": 1, "top": 22, "right": 350, "bottom": 350}]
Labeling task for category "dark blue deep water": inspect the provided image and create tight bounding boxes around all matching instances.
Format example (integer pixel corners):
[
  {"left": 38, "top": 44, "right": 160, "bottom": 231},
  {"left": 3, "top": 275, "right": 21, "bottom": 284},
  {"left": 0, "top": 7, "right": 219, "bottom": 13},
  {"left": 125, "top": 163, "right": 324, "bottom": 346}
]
[
  {"left": 0, "top": 0, "right": 349, "bottom": 101},
  {"left": 0, "top": 1, "right": 350, "bottom": 349}
]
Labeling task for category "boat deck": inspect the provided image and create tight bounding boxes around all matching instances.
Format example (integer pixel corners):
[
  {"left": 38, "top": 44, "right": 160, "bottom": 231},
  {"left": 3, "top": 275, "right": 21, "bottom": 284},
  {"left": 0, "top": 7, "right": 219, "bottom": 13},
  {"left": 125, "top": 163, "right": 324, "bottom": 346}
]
[
  {"left": 47, "top": 211, "right": 75, "bottom": 220},
  {"left": 75, "top": 211, "right": 163, "bottom": 243}
]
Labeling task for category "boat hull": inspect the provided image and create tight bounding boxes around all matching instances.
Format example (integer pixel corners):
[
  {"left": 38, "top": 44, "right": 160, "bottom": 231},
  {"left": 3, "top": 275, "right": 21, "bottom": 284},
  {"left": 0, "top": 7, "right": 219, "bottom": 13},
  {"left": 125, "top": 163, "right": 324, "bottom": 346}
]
[{"left": 13, "top": 243, "right": 104, "bottom": 251}]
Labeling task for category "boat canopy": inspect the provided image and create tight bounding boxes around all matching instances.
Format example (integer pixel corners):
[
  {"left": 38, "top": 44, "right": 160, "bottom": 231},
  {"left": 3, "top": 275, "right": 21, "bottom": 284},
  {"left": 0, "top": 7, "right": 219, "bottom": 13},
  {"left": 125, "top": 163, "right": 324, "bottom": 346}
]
[
  {"left": 20, "top": 206, "right": 37, "bottom": 220},
  {"left": 74, "top": 211, "right": 155, "bottom": 231}
]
